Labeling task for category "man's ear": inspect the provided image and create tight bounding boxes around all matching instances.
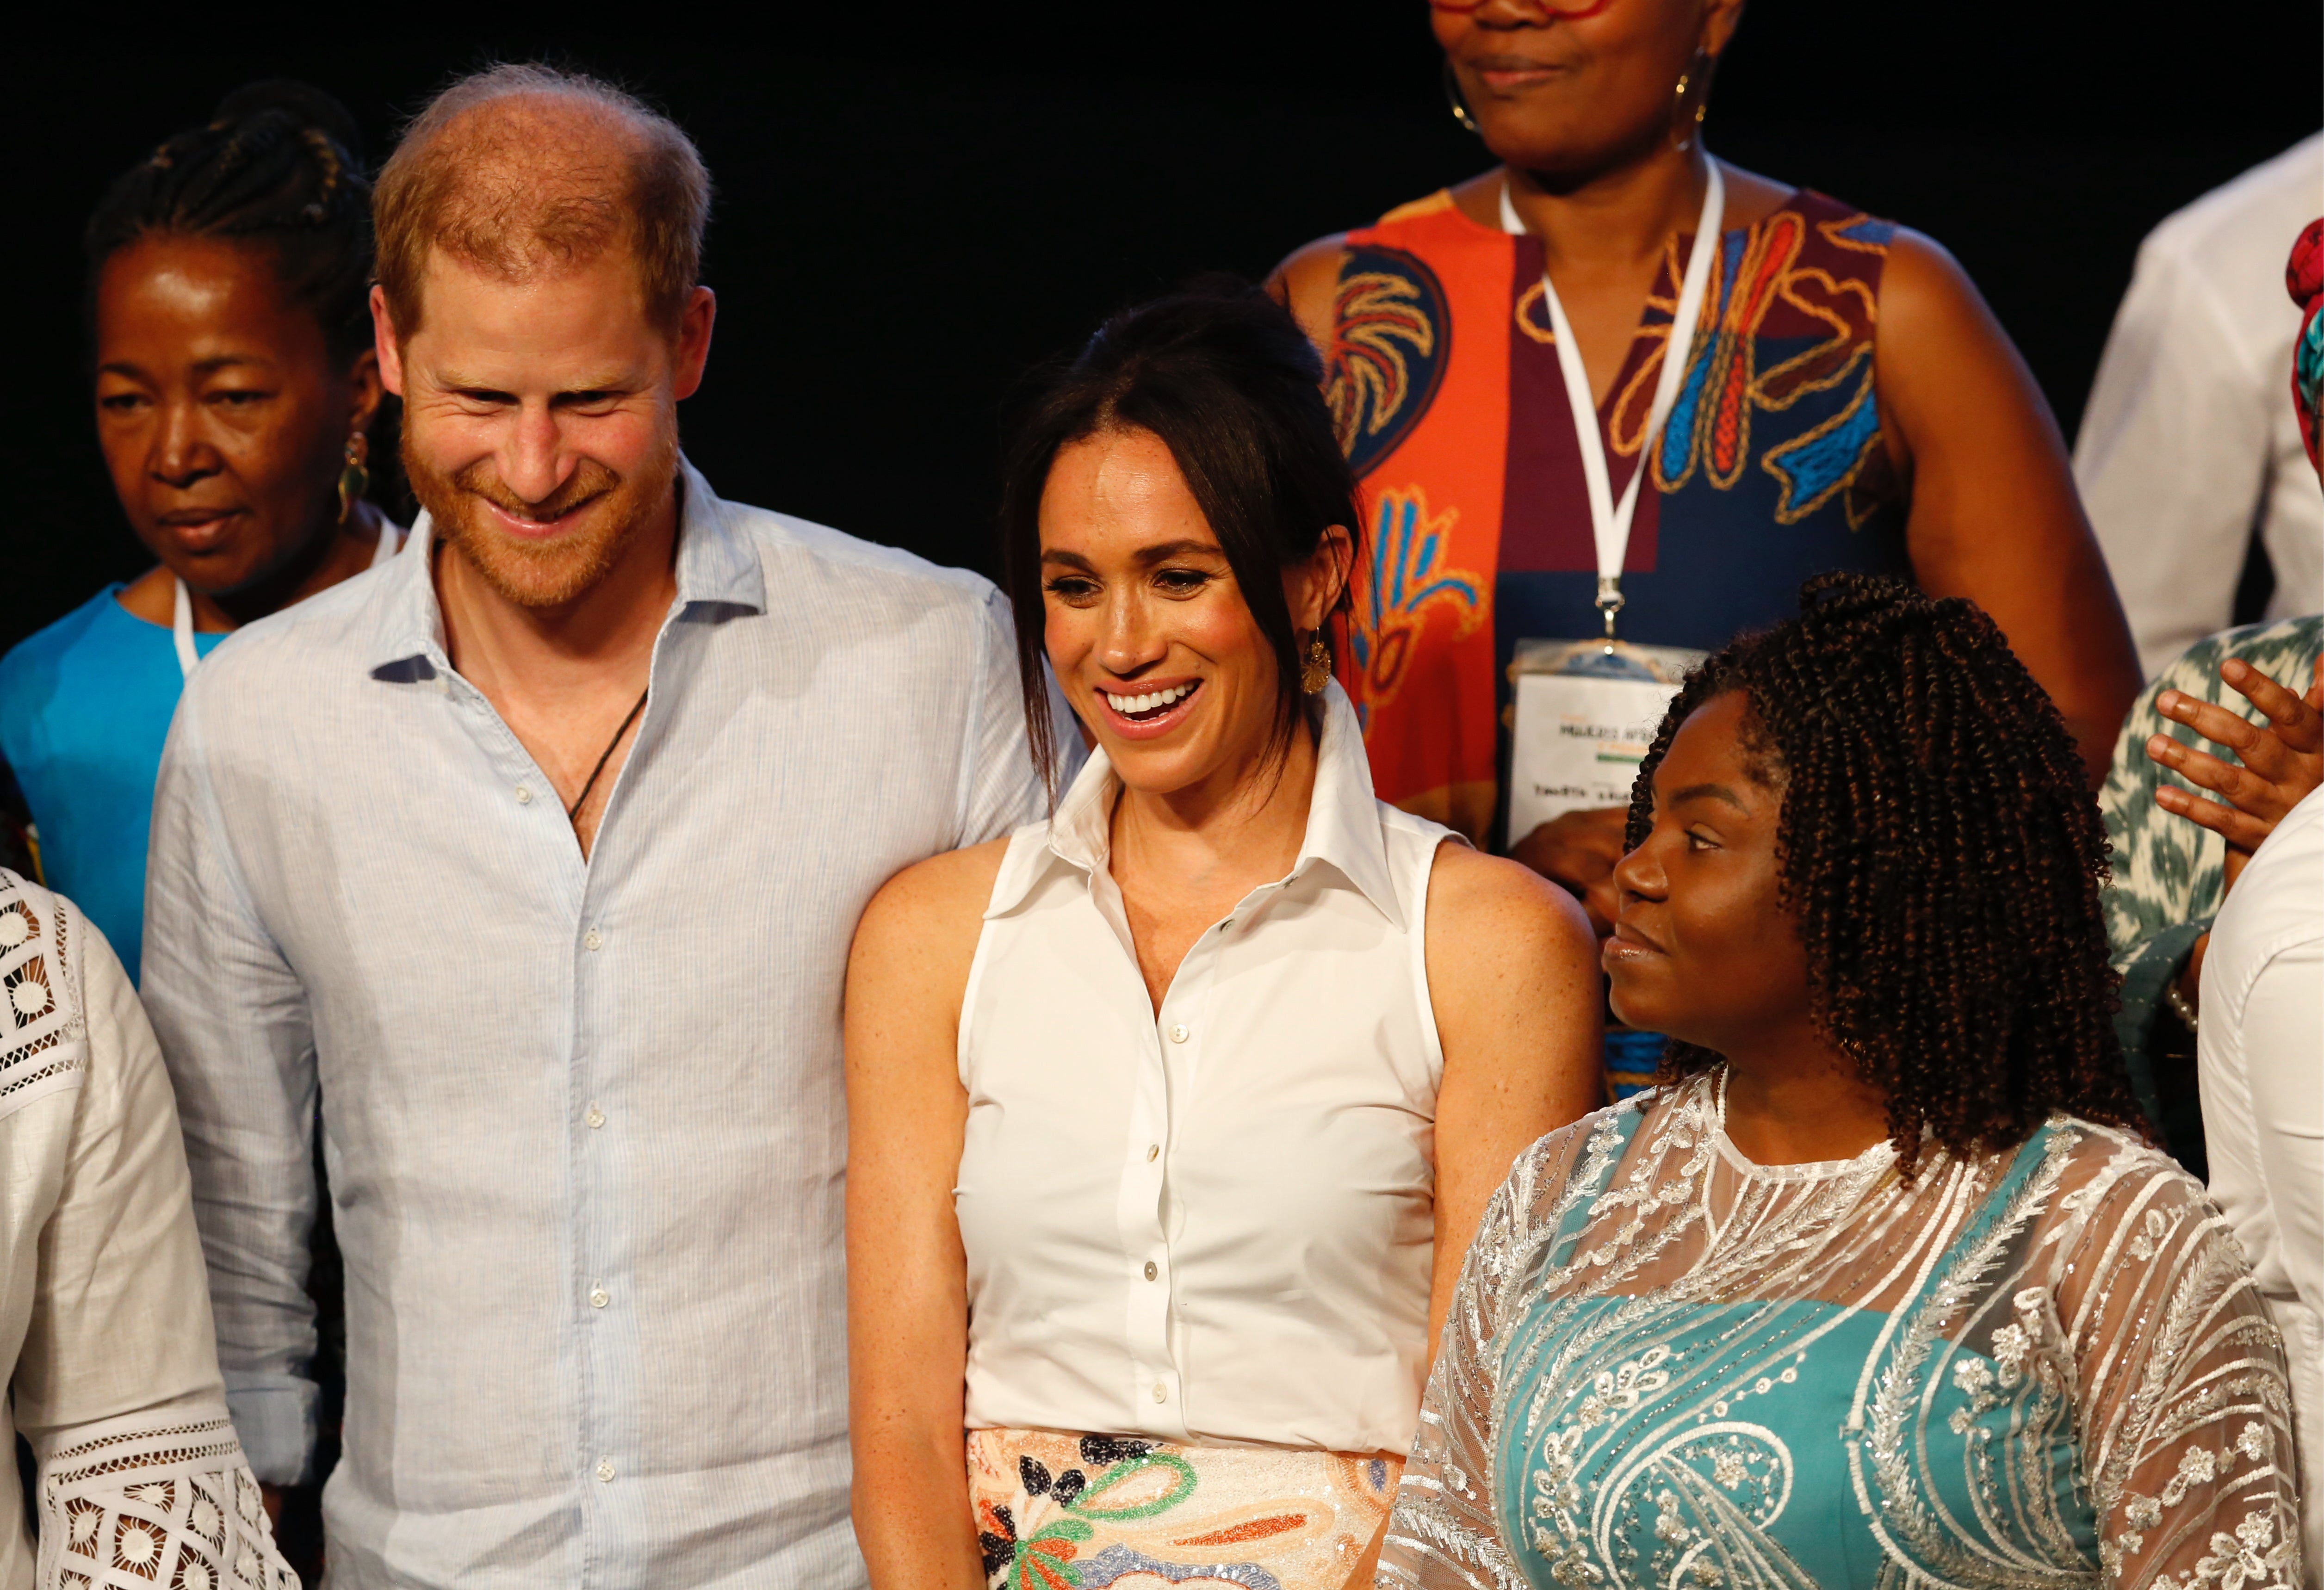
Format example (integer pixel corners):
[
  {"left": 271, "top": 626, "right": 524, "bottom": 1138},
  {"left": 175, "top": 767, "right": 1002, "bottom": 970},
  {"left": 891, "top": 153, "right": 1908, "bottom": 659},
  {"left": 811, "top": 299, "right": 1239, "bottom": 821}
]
[
  {"left": 370, "top": 285, "right": 406, "bottom": 396},
  {"left": 672, "top": 285, "right": 717, "bottom": 402}
]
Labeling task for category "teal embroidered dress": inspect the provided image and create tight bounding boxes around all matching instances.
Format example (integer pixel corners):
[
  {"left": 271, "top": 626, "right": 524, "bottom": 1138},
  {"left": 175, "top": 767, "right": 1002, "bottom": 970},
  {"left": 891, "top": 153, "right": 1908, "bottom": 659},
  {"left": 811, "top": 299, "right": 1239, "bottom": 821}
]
[{"left": 1379, "top": 1076, "right": 2300, "bottom": 1590}]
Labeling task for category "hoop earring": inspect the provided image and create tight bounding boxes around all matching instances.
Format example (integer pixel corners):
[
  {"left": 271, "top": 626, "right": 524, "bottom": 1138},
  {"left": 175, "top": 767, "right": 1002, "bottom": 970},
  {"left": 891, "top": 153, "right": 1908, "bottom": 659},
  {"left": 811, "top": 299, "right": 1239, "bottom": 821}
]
[
  {"left": 336, "top": 433, "right": 370, "bottom": 526},
  {"left": 1671, "top": 48, "right": 1711, "bottom": 153},
  {"left": 1442, "top": 60, "right": 1482, "bottom": 136},
  {"left": 1301, "top": 632, "right": 1332, "bottom": 695}
]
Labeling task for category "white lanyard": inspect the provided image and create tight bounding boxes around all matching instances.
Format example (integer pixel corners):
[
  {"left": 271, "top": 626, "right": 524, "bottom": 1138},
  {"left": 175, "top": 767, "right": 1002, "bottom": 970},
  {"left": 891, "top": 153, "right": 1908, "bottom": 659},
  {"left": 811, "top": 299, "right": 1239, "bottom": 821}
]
[
  {"left": 173, "top": 518, "right": 401, "bottom": 682},
  {"left": 1500, "top": 163, "right": 1725, "bottom": 642}
]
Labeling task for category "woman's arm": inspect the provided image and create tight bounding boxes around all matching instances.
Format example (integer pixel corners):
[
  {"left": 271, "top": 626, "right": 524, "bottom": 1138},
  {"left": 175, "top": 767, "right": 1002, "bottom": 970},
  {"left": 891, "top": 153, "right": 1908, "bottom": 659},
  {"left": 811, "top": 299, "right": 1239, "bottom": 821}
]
[
  {"left": 1422, "top": 843, "right": 1604, "bottom": 1353},
  {"left": 1264, "top": 234, "right": 1350, "bottom": 356},
  {"left": 15, "top": 904, "right": 296, "bottom": 1586},
  {"left": 845, "top": 840, "right": 1008, "bottom": 1590},
  {"left": 1878, "top": 229, "right": 2144, "bottom": 786}
]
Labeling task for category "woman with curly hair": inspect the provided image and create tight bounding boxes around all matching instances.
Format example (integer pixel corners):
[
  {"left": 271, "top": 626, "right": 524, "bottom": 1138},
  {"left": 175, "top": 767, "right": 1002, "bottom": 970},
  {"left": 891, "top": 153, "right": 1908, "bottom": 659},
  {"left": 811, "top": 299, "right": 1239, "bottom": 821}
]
[{"left": 1378, "top": 574, "right": 2300, "bottom": 1590}]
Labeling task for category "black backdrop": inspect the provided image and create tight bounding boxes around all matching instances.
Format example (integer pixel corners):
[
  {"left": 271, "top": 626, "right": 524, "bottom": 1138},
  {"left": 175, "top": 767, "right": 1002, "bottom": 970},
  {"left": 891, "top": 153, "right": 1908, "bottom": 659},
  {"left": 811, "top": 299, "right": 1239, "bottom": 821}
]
[{"left": 6, "top": 4, "right": 2318, "bottom": 653}]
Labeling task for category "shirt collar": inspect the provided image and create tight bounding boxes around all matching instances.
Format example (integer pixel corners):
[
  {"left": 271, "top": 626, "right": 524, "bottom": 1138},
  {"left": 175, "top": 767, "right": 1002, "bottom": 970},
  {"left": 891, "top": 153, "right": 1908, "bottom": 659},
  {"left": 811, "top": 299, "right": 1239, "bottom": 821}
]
[
  {"left": 1004, "top": 680, "right": 1403, "bottom": 929},
  {"left": 367, "top": 455, "right": 766, "bottom": 675}
]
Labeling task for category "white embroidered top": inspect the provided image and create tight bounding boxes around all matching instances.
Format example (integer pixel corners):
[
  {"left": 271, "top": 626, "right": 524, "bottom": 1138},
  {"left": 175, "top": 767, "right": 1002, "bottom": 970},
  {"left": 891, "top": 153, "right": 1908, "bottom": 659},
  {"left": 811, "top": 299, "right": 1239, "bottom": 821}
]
[
  {"left": 0, "top": 871, "right": 291, "bottom": 1588},
  {"left": 955, "top": 682, "right": 1457, "bottom": 1455},
  {"left": 1379, "top": 1076, "right": 2301, "bottom": 1590}
]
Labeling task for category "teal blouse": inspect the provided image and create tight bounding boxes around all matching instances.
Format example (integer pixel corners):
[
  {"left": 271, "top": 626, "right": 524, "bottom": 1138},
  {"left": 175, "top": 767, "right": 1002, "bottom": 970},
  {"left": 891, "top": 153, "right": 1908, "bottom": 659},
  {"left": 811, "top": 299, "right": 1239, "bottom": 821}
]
[{"left": 1380, "top": 1077, "right": 2299, "bottom": 1590}]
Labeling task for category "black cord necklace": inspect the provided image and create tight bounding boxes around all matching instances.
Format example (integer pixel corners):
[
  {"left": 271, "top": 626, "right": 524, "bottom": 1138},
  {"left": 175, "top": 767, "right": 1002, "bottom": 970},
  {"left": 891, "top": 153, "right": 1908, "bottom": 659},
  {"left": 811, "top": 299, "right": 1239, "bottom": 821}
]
[{"left": 568, "top": 687, "right": 650, "bottom": 823}]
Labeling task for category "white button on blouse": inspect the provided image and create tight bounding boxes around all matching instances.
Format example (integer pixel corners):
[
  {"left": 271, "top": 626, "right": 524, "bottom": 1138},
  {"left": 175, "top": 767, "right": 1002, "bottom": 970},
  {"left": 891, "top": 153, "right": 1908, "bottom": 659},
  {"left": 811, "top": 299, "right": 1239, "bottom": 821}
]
[{"left": 955, "top": 682, "right": 1456, "bottom": 1454}]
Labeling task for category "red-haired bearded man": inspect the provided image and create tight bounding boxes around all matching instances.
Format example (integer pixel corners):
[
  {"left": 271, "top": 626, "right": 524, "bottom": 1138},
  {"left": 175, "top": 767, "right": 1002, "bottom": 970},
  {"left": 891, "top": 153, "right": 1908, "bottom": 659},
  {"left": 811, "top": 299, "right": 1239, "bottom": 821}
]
[{"left": 140, "top": 64, "right": 1056, "bottom": 1586}]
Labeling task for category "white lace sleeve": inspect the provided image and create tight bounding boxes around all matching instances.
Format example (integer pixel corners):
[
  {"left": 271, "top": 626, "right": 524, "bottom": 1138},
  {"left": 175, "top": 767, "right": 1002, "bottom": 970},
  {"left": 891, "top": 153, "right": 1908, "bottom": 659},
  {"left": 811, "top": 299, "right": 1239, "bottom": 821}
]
[
  {"left": 37, "top": 1409, "right": 294, "bottom": 1589},
  {"left": 1378, "top": 1112, "right": 1628, "bottom": 1590},
  {"left": 2055, "top": 1142, "right": 2302, "bottom": 1590}
]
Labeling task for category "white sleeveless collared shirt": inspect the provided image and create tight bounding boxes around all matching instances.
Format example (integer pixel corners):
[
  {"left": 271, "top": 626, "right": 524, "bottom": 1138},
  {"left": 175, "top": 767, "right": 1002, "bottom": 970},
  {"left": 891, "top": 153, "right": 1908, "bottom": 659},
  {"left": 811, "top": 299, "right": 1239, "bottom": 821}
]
[{"left": 956, "top": 682, "right": 1458, "bottom": 1454}]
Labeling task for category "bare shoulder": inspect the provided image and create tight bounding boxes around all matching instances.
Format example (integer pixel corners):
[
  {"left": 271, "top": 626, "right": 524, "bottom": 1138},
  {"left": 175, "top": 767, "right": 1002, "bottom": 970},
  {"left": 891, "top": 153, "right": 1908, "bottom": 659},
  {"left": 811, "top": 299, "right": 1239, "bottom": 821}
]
[
  {"left": 1266, "top": 232, "right": 1350, "bottom": 351},
  {"left": 1874, "top": 225, "right": 1994, "bottom": 333},
  {"left": 1425, "top": 841, "right": 1597, "bottom": 969},
  {"left": 850, "top": 836, "right": 1013, "bottom": 982}
]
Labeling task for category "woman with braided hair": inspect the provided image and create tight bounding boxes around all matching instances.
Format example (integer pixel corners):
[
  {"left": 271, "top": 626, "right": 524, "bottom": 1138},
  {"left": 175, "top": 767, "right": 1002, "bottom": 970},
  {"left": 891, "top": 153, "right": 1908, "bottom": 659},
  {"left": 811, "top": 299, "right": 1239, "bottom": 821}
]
[
  {"left": 0, "top": 80, "right": 400, "bottom": 985},
  {"left": 1379, "top": 574, "right": 2300, "bottom": 1590}
]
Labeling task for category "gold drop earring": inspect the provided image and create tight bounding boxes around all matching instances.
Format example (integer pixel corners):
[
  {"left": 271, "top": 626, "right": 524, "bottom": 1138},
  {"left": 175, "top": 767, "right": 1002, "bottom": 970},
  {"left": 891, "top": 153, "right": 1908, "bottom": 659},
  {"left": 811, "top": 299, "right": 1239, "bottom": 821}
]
[
  {"left": 1301, "top": 632, "right": 1332, "bottom": 694},
  {"left": 1671, "top": 48, "right": 1711, "bottom": 153}
]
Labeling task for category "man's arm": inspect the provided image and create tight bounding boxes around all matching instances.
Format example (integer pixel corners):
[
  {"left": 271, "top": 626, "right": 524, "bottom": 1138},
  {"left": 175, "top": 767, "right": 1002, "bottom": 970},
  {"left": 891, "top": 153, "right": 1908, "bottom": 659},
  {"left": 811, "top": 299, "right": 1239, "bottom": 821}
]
[
  {"left": 955, "top": 585, "right": 1074, "bottom": 845},
  {"left": 2074, "top": 238, "right": 2274, "bottom": 679},
  {"left": 141, "top": 691, "right": 322, "bottom": 1489}
]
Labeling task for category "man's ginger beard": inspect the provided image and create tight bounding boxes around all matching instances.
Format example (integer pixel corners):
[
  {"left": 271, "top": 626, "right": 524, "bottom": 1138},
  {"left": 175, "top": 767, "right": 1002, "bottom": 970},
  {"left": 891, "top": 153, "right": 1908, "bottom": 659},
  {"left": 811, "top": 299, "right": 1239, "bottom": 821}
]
[{"left": 404, "top": 423, "right": 680, "bottom": 609}]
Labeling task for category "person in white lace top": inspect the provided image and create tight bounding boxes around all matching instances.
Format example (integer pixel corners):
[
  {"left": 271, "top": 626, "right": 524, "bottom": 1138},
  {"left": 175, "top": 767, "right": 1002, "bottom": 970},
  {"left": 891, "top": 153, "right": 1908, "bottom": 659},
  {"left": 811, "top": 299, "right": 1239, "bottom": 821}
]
[
  {"left": 1380, "top": 575, "right": 2302, "bottom": 1590},
  {"left": 0, "top": 869, "right": 291, "bottom": 1588}
]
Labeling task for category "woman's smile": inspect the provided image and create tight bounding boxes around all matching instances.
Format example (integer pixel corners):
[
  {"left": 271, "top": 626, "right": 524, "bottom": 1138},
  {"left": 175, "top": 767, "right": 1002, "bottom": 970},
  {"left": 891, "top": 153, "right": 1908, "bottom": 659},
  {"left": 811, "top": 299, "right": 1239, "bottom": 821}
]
[{"left": 1097, "top": 678, "right": 1203, "bottom": 737}]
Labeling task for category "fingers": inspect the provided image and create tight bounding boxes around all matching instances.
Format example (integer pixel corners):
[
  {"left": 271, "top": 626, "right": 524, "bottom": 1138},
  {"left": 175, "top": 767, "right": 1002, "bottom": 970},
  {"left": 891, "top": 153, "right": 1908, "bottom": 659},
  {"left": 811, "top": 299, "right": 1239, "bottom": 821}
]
[
  {"left": 2153, "top": 781, "right": 2277, "bottom": 852},
  {"left": 2146, "top": 731, "right": 2298, "bottom": 822},
  {"left": 2221, "top": 659, "right": 2324, "bottom": 753},
  {"left": 1583, "top": 877, "right": 1619, "bottom": 939},
  {"left": 2156, "top": 688, "right": 2280, "bottom": 772}
]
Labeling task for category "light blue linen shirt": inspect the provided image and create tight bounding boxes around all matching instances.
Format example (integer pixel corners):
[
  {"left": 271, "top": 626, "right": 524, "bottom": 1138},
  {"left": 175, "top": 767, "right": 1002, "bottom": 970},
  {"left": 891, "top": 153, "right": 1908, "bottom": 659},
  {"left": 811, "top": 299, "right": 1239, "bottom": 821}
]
[{"left": 141, "top": 461, "right": 1054, "bottom": 1587}]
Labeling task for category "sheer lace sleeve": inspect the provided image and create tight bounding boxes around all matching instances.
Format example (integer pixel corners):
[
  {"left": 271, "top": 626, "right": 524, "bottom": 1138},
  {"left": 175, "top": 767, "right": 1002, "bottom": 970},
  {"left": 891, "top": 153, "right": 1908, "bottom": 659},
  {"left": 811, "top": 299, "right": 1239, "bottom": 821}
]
[
  {"left": 37, "top": 1409, "right": 295, "bottom": 1589},
  {"left": 2053, "top": 1137, "right": 2301, "bottom": 1590},
  {"left": 1379, "top": 1111, "right": 1628, "bottom": 1589}
]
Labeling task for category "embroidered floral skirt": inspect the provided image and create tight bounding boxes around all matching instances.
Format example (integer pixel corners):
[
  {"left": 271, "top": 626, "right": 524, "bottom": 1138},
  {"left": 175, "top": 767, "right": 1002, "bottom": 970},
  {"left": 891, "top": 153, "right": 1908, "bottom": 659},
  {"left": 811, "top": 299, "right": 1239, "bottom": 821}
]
[{"left": 966, "top": 1427, "right": 1401, "bottom": 1590}]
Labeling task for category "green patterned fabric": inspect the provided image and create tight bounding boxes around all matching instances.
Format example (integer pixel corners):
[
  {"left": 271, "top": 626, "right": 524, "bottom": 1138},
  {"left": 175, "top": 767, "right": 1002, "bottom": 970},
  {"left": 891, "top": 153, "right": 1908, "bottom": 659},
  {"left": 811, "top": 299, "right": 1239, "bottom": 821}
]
[{"left": 2101, "top": 615, "right": 2324, "bottom": 1132}]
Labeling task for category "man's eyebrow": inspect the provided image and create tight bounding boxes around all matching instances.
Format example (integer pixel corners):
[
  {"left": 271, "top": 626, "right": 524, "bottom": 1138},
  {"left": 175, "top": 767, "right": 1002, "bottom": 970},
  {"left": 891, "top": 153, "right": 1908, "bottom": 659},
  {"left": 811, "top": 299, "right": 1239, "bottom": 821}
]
[{"left": 1668, "top": 781, "right": 1751, "bottom": 814}]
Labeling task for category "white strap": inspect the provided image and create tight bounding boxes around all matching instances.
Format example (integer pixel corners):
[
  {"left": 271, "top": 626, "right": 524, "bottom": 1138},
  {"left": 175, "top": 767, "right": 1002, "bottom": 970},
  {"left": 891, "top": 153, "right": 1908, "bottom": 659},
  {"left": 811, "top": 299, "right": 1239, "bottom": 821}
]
[
  {"left": 172, "top": 519, "right": 398, "bottom": 683},
  {"left": 1501, "top": 163, "right": 1726, "bottom": 636},
  {"left": 169, "top": 578, "right": 200, "bottom": 684}
]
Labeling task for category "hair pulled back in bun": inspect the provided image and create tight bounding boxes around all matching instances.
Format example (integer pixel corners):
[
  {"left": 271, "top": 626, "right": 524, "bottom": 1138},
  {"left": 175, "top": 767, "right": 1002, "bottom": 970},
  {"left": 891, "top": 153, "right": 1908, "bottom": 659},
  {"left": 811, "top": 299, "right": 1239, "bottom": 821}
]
[{"left": 84, "top": 79, "right": 376, "bottom": 361}]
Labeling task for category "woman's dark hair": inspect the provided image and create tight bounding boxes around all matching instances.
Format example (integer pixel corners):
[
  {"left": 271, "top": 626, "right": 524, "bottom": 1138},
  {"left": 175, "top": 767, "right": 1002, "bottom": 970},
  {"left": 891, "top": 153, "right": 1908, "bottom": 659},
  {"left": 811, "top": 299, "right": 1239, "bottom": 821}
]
[
  {"left": 85, "top": 80, "right": 376, "bottom": 363},
  {"left": 1628, "top": 573, "right": 2142, "bottom": 1169},
  {"left": 999, "top": 276, "right": 1363, "bottom": 795}
]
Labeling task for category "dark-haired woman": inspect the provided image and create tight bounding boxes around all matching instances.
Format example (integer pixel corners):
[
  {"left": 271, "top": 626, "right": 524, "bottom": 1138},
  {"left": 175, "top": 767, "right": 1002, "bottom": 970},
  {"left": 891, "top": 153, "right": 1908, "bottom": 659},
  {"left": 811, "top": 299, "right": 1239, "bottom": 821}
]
[
  {"left": 1271, "top": 0, "right": 2139, "bottom": 1098},
  {"left": 0, "top": 81, "right": 397, "bottom": 985},
  {"left": 844, "top": 283, "right": 1602, "bottom": 1590},
  {"left": 1378, "top": 574, "right": 2299, "bottom": 1590}
]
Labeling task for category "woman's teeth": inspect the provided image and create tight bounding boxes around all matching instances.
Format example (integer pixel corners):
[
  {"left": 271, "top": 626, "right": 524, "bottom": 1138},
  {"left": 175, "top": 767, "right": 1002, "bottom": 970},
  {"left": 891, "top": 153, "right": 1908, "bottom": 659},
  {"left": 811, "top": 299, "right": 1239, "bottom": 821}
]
[{"left": 1103, "top": 682, "right": 1197, "bottom": 720}]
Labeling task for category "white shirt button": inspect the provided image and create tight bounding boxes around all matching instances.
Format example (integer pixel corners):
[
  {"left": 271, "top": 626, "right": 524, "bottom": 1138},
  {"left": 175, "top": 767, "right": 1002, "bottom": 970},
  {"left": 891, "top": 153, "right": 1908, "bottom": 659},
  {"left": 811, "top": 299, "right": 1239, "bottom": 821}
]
[
  {"left": 1151, "top": 1383, "right": 1167, "bottom": 1404},
  {"left": 585, "top": 1104, "right": 606, "bottom": 1130},
  {"left": 595, "top": 1458, "right": 616, "bottom": 1483},
  {"left": 589, "top": 1284, "right": 610, "bottom": 1309},
  {"left": 515, "top": 785, "right": 534, "bottom": 805},
  {"left": 1146, "top": 1143, "right": 1159, "bottom": 1163},
  {"left": 1168, "top": 1024, "right": 1189, "bottom": 1044},
  {"left": 583, "top": 928, "right": 604, "bottom": 952},
  {"left": 1143, "top": 1260, "right": 1158, "bottom": 1281}
]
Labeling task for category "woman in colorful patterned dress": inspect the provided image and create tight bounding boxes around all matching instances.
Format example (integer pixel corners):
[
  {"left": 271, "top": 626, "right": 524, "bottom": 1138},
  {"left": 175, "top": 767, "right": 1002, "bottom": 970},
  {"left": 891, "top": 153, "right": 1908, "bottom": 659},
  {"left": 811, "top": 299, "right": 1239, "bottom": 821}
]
[
  {"left": 1271, "top": 0, "right": 2141, "bottom": 1099},
  {"left": 1376, "top": 575, "right": 2299, "bottom": 1590},
  {"left": 844, "top": 284, "right": 1604, "bottom": 1589}
]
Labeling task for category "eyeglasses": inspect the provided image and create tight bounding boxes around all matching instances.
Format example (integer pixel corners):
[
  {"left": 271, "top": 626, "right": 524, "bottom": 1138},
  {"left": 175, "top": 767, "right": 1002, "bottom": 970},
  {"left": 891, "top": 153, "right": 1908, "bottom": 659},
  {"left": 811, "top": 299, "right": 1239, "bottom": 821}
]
[{"left": 1429, "top": 0, "right": 1616, "bottom": 17}]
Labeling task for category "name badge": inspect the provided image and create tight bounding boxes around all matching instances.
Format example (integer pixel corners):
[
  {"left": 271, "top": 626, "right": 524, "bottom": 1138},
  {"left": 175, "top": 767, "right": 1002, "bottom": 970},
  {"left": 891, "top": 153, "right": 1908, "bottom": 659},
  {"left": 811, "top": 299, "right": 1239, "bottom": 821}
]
[{"left": 1508, "top": 638, "right": 1705, "bottom": 841}]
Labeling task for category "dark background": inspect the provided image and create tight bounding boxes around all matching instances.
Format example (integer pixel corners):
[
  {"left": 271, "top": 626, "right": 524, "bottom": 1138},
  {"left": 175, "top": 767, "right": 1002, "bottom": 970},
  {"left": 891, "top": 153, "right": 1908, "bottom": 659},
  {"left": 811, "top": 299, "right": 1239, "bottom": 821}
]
[{"left": 7, "top": 4, "right": 2319, "bottom": 653}]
